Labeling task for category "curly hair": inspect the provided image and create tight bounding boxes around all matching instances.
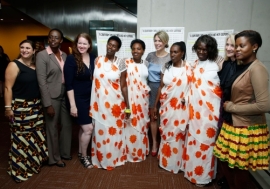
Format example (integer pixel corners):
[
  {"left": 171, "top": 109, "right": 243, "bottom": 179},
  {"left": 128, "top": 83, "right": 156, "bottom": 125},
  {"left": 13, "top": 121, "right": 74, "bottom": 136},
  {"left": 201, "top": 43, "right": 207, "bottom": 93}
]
[
  {"left": 108, "top": 36, "right": 122, "bottom": 49},
  {"left": 72, "top": 33, "right": 93, "bottom": 74},
  {"left": 130, "top": 39, "right": 146, "bottom": 50},
  {"left": 17, "top": 39, "right": 36, "bottom": 65},
  {"left": 192, "top": 35, "right": 218, "bottom": 61},
  {"left": 166, "top": 41, "right": 186, "bottom": 69},
  {"left": 235, "top": 30, "right": 262, "bottom": 53}
]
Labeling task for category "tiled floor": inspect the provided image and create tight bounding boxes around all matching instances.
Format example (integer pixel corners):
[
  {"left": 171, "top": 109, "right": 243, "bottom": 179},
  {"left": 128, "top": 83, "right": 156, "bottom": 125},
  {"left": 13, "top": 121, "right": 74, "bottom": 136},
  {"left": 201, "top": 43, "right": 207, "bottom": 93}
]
[{"left": 0, "top": 98, "right": 258, "bottom": 189}]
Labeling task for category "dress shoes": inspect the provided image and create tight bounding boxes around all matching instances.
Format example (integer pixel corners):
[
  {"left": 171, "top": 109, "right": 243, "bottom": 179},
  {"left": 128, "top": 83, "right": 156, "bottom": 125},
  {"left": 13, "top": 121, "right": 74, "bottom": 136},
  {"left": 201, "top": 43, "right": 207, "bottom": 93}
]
[
  {"left": 55, "top": 162, "right": 66, "bottom": 167},
  {"left": 61, "top": 156, "right": 72, "bottom": 160},
  {"left": 217, "top": 176, "right": 228, "bottom": 186}
]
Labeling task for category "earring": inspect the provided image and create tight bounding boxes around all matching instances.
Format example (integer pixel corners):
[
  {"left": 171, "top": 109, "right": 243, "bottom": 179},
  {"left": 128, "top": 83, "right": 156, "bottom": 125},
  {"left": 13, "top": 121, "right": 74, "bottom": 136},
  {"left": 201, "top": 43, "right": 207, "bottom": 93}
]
[{"left": 253, "top": 50, "right": 256, "bottom": 53}]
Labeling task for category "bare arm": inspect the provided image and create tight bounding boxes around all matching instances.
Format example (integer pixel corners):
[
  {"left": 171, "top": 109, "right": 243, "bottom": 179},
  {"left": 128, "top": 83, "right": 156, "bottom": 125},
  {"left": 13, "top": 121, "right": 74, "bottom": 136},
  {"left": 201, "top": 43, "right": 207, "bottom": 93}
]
[
  {"left": 4, "top": 62, "right": 19, "bottom": 120},
  {"left": 120, "top": 70, "right": 130, "bottom": 118},
  {"left": 153, "top": 73, "right": 164, "bottom": 119}
]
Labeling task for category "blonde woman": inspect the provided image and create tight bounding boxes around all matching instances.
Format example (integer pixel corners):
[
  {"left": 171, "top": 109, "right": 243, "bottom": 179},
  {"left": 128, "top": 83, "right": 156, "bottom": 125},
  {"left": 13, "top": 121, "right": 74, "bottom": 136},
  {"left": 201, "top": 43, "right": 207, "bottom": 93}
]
[{"left": 146, "top": 31, "right": 170, "bottom": 156}]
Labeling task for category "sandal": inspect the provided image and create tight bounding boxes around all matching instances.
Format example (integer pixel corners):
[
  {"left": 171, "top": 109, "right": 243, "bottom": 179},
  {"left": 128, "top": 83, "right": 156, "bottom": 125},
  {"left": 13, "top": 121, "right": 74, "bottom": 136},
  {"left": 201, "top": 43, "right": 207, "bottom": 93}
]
[
  {"left": 78, "top": 152, "right": 82, "bottom": 159},
  {"left": 80, "top": 156, "right": 94, "bottom": 169}
]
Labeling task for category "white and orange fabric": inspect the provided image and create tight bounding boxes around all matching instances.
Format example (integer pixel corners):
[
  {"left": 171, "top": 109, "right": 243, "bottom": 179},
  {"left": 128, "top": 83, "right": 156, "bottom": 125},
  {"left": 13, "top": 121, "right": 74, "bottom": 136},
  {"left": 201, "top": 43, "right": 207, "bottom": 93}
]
[
  {"left": 124, "top": 58, "right": 150, "bottom": 162},
  {"left": 182, "top": 60, "right": 222, "bottom": 184},
  {"left": 158, "top": 63, "right": 189, "bottom": 173},
  {"left": 90, "top": 56, "right": 127, "bottom": 170}
]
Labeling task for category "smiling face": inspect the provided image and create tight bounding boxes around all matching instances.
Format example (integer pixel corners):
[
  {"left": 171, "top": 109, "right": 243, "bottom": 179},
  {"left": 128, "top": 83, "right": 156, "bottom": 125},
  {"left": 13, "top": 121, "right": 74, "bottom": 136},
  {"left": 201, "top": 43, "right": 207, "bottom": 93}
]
[
  {"left": 106, "top": 39, "right": 120, "bottom": 56},
  {"left": 20, "top": 42, "right": 35, "bottom": 59},
  {"left": 77, "top": 37, "right": 90, "bottom": 54},
  {"left": 131, "top": 43, "right": 144, "bottom": 61},
  {"left": 225, "top": 38, "right": 235, "bottom": 59},
  {"left": 235, "top": 36, "right": 258, "bottom": 64},
  {"left": 170, "top": 45, "right": 184, "bottom": 64},
  {"left": 48, "top": 30, "right": 63, "bottom": 49},
  {"left": 196, "top": 42, "right": 208, "bottom": 61},
  {"left": 154, "top": 35, "right": 166, "bottom": 51}
]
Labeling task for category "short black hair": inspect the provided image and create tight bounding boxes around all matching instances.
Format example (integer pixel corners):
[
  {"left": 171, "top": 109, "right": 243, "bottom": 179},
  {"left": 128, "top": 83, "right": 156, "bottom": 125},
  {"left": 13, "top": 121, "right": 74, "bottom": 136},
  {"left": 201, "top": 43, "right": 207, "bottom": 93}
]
[
  {"left": 130, "top": 39, "right": 146, "bottom": 50},
  {"left": 48, "top": 28, "right": 64, "bottom": 39},
  {"left": 192, "top": 35, "right": 218, "bottom": 61},
  {"left": 235, "top": 30, "right": 262, "bottom": 53},
  {"left": 107, "top": 36, "right": 122, "bottom": 49},
  {"left": 166, "top": 41, "right": 186, "bottom": 69}
]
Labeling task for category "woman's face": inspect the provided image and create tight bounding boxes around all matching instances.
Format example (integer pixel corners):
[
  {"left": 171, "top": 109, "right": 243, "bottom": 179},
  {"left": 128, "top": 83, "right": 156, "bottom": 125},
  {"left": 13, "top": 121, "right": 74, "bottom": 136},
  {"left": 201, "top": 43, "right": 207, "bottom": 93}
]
[
  {"left": 235, "top": 36, "right": 257, "bottom": 63},
  {"left": 20, "top": 42, "right": 34, "bottom": 59},
  {"left": 196, "top": 42, "right": 208, "bottom": 61},
  {"left": 154, "top": 35, "right": 166, "bottom": 51},
  {"left": 225, "top": 38, "right": 235, "bottom": 59},
  {"left": 48, "top": 30, "right": 63, "bottom": 49},
  {"left": 131, "top": 43, "right": 144, "bottom": 61},
  {"left": 170, "top": 45, "right": 183, "bottom": 63},
  {"left": 77, "top": 37, "right": 90, "bottom": 54},
  {"left": 106, "top": 39, "right": 119, "bottom": 56}
]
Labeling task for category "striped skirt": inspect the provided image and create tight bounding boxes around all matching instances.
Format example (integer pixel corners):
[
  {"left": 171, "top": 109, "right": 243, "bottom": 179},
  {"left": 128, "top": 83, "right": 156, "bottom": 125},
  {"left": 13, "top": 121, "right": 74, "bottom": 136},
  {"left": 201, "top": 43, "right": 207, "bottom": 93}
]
[
  {"left": 8, "top": 98, "right": 48, "bottom": 182},
  {"left": 213, "top": 122, "right": 270, "bottom": 171}
]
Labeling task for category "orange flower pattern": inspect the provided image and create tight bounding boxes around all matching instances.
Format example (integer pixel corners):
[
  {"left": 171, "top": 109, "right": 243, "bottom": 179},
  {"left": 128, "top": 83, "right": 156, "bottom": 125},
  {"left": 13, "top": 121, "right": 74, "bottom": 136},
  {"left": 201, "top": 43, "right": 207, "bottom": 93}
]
[
  {"left": 124, "top": 59, "right": 150, "bottom": 162},
  {"left": 158, "top": 64, "right": 189, "bottom": 173},
  {"left": 90, "top": 56, "right": 127, "bottom": 170},
  {"left": 182, "top": 60, "right": 221, "bottom": 184}
]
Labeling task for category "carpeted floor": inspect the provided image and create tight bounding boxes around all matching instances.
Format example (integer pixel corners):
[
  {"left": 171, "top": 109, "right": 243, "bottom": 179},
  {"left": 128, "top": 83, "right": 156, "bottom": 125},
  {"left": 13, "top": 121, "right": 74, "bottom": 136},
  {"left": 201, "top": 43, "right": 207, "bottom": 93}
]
[{"left": 0, "top": 98, "right": 258, "bottom": 189}]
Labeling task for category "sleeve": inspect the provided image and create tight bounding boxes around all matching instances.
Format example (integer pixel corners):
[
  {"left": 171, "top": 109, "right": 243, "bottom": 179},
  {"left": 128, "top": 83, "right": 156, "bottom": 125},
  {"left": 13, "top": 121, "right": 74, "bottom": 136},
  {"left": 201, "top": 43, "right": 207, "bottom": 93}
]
[
  {"left": 161, "top": 62, "right": 167, "bottom": 74},
  {"left": 64, "top": 55, "right": 76, "bottom": 91},
  {"left": 36, "top": 52, "right": 51, "bottom": 107},
  {"left": 146, "top": 53, "right": 151, "bottom": 62},
  {"left": 118, "top": 58, "right": 127, "bottom": 72},
  {"left": 226, "top": 64, "right": 270, "bottom": 114},
  {"left": 144, "top": 60, "right": 149, "bottom": 68}
]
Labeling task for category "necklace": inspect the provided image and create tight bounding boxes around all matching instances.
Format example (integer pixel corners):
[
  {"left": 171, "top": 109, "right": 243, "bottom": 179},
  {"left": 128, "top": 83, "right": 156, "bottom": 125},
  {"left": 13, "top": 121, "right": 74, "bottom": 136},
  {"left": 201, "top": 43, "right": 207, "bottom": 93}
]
[
  {"left": 103, "top": 56, "right": 116, "bottom": 72},
  {"left": 19, "top": 59, "right": 32, "bottom": 67},
  {"left": 132, "top": 58, "right": 143, "bottom": 64},
  {"left": 172, "top": 60, "right": 183, "bottom": 77}
]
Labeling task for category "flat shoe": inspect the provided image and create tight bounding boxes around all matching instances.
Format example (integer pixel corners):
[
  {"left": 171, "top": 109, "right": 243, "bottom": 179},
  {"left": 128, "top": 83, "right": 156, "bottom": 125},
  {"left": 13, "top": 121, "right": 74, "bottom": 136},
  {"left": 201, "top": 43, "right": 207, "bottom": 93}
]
[
  {"left": 61, "top": 156, "right": 72, "bottom": 160},
  {"left": 217, "top": 176, "right": 227, "bottom": 186},
  {"left": 56, "top": 162, "right": 66, "bottom": 167}
]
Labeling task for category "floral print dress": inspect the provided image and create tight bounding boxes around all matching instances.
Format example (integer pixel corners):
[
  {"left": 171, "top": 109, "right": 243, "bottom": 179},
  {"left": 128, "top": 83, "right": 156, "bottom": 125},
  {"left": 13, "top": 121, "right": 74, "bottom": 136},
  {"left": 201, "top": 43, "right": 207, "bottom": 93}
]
[
  {"left": 90, "top": 56, "right": 127, "bottom": 170},
  {"left": 124, "top": 58, "right": 150, "bottom": 162},
  {"left": 158, "top": 63, "right": 189, "bottom": 173},
  {"left": 183, "top": 60, "right": 222, "bottom": 184}
]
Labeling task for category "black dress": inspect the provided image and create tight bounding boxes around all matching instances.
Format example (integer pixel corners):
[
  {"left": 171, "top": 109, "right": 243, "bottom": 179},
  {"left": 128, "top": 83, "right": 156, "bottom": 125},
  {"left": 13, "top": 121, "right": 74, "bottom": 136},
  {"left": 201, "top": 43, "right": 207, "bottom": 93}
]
[{"left": 64, "top": 54, "right": 96, "bottom": 124}]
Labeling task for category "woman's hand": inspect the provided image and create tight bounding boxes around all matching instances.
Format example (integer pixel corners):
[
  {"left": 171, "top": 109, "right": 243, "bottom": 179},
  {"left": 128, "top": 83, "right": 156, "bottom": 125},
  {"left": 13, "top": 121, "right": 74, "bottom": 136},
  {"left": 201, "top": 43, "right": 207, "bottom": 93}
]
[
  {"left": 125, "top": 112, "right": 131, "bottom": 119},
  {"left": 5, "top": 109, "right": 14, "bottom": 123},
  {"left": 70, "top": 106, "right": 78, "bottom": 117},
  {"left": 223, "top": 101, "right": 229, "bottom": 109},
  {"left": 152, "top": 107, "right": 158, "bottom": 120},
  {"left": 46, "top": 105, "right": 55, "bottom": 117}
]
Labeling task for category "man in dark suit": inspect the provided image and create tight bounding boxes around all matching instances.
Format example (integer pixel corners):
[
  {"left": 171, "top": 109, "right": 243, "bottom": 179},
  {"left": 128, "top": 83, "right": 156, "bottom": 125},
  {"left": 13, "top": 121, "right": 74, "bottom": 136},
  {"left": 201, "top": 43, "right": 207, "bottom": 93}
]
[{"left": 36, "top": 28, "right": 72, "bottom": 167}]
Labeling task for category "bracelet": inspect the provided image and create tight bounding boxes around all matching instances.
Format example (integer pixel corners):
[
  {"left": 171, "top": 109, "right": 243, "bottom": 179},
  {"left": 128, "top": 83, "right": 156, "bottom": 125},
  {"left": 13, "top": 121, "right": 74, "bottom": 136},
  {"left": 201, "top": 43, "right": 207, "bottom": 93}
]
[
  {"left": 5, "top": 109, "right": 12, "bottom": 111},
  {"left": 5, "top": 105, "right": 12, "bottom": 108},
  {"left": 124, "top": 109, "right": 131, "bottom": 113}
]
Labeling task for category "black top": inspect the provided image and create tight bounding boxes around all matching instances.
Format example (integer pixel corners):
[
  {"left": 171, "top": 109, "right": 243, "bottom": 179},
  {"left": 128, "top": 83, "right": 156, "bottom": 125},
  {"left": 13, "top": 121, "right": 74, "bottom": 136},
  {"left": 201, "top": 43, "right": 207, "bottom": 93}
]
[
  {"left": 64, "top": 53, "right": 96, "bottom": 97},
  {"left": 0, "top": 53, "right": 10, "bottom": 81},
  {"left": 12, "top": 60, "right": 40, "bottom": 99}
]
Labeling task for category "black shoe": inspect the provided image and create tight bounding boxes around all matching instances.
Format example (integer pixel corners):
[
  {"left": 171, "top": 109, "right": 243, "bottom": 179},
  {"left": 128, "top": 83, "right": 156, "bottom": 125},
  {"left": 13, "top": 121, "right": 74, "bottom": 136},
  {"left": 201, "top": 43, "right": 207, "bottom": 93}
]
[
  {"left": 56, "top": 161, "right": 66, "bottom": 167},
  {"left": 217, "top": 176, "right": 228, "bottom": 186},
  {"left": 61, "top": 156, "right": 72, "bottom": 160}
]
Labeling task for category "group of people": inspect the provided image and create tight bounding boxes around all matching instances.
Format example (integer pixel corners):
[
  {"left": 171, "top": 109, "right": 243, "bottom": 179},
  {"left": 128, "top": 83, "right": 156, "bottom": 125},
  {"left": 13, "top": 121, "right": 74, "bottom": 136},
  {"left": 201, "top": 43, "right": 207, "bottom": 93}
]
[{"left": 3, "top": 28, "right": 270, "bottom": 189}]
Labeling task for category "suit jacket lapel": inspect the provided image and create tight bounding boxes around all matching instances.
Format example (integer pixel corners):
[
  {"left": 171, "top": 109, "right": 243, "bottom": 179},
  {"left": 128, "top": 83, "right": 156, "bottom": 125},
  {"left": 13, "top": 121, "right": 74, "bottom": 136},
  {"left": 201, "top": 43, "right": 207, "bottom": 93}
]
[{"left": 49, "top": 53, "right": 62, "bottom": 71}]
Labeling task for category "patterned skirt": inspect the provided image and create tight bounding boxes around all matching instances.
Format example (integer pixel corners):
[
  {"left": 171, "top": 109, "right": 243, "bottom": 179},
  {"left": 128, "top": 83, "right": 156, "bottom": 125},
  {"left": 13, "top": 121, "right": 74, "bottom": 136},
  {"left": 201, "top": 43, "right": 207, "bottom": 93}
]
[
  {"left": 214, "top": 122, "right": 270, "bottom": 171},
  {"left": 8, "top": 98, "right": 48, "bottom": 182}
]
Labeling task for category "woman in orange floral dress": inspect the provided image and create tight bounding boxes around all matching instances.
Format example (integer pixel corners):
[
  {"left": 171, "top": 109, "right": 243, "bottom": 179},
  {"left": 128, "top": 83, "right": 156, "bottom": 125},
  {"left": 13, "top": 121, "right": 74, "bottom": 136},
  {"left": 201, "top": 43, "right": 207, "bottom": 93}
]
[
  {"left": 125, "top": 39, "right": 150, "bottom": 162},
  {"left": 153, "top": 42, "right": 188, "bottom": 173},
  {"left": 90, "top": 36, "right": 129, "bottom": 170},
  {"left": 183, "top": 35, "right": 222, "bottom": 187}
]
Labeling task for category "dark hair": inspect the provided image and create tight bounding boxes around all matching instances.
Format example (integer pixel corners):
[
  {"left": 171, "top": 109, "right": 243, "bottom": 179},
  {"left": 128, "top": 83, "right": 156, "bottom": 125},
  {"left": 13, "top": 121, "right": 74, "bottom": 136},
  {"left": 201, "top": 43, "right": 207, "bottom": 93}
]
[
  {"left": 235, "top": 30, "right": 262, "bottom": 53},
  {"left": 166, "top": 41, "right": 186, "bottom": 69},
  {"left": 72, "top": 33, "right": 93, "bottom": 74},
  {"left": 130, "top": 39, "right": 146, "bottom": 50},
  {"left": 192, "top": 35, "right": 218, "bottom": 61},
  {"left": 48, "top": 28, "right": 64, "bottom": 39},
  {"left": 17, "top": 39, "right": 36, "bottom": 64},
  {"left": 107, "top": 36, "right": 122, "bottom": 49}
]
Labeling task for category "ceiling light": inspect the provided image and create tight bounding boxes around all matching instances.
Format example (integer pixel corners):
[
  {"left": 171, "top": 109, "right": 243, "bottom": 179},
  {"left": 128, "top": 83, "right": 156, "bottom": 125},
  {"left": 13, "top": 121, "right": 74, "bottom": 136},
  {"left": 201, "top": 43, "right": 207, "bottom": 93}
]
[
  {"left": 21, "top": 19, "right": 24, "bottom": 21},
  {"left": 0, "top": 19, "right": 3, "bottom": 21}
]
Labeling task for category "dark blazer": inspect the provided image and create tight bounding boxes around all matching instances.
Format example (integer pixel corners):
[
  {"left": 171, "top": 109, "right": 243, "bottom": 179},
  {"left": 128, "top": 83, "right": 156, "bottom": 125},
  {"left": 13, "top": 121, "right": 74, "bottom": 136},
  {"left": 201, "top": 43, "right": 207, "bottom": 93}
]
[{"left": 36, "top": 48, "right": 67, "bottom": 107}]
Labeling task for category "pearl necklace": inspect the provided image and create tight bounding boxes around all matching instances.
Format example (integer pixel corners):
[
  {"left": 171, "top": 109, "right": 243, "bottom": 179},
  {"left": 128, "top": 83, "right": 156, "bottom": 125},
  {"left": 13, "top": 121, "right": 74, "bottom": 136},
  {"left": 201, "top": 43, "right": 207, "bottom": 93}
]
[{"left": 103, "top": 56, "right": 116, "bottom": 72}]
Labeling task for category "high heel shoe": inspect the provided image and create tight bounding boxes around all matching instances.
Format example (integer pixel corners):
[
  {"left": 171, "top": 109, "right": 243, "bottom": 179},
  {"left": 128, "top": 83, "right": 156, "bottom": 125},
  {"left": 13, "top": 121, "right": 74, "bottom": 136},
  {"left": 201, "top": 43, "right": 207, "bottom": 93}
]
[{"left": 151, "top": 144, "right": 159, "bottom": 157}]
